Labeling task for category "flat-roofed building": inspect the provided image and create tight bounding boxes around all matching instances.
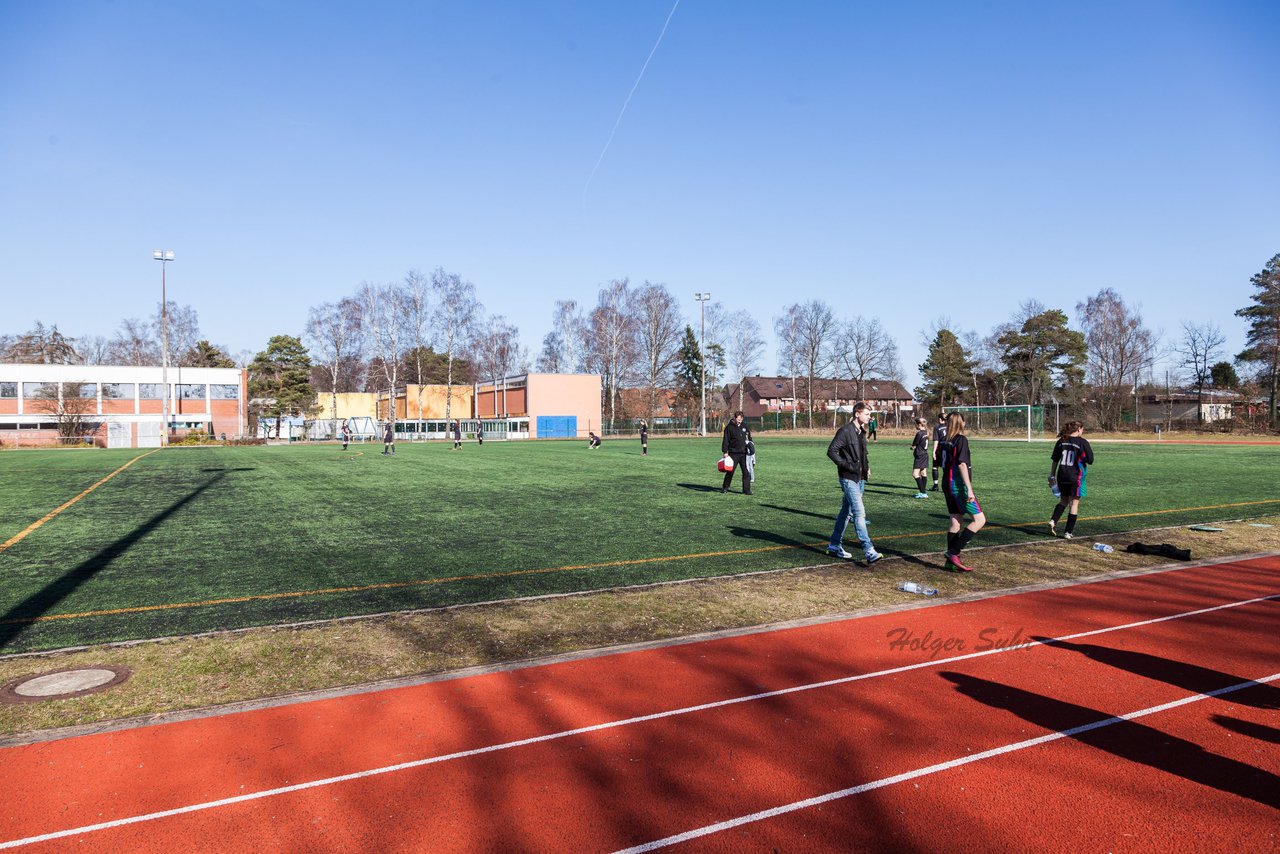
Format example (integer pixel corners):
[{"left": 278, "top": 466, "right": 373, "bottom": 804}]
[{"left": 0, "top": 363, "right": 245, "bottom": 447}]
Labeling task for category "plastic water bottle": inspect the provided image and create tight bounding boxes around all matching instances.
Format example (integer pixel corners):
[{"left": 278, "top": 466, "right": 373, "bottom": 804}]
[
  {"left": 1050, "top": 483, "right": 1060, "bottom": 498},
  {"left": 1093, "top": 543, "right": 1114, "bottom": 553},
  {"left": 896, "top": 581, "right": 938, "bottom": 596}
]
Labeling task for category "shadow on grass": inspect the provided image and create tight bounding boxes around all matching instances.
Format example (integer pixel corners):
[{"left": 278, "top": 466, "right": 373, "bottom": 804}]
[
  {"left": 676, "top": 483, "right": 723, "bottom": 493},
  {"left": 940, "top": 671, "right": 1280, "bottom": 809},
  {"left": 0, "top": 473, "right": 225, "bottom": 650},
  {"left": 726, "top": 526, "right": 827, "bottom": 557}
]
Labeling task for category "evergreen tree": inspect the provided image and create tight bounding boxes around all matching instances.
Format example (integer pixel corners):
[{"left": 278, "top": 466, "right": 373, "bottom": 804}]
[
  {"left": 248, "top": 335, "right": 314, "bottom": 436},
  {"left": 672, "top": 326, "right": 704, "bottom": 419},
  {"left": 916, "top": 329, "right": 973, "bottom": 410},
  {"left": 1235, "top": 252, "right": 1280, "bottom": 426},
  {"left": 184, "top": 340, "right": 235, "bottom": 368},
  {"left": 996, "top": 309, "right": 1086, "bottom": 405},
  {"left": 1210, "top": 361, "right": 1239, "bottom": 389}
]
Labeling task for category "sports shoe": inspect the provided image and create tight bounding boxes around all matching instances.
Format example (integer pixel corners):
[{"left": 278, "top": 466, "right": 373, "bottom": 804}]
[
  {"left": 914, "top": 492, "right": 928, "bottom": 499},
  {"left": 1062, "top": 532, "right": 1074, "bottom": 540},
  {"left": 945, "top": 553, "right": 973, "bottom": 572},
  {"left": 1048, "top": 521, "right": 1056, "bottom": 536},
  {"left": 826, "top": 546, "right": 853, "bottom": 559},
  {"left": 864, "top": 551, "right": 883, "bottom": 565}
]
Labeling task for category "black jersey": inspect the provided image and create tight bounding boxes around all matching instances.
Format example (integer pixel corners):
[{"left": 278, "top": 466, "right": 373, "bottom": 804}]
[
  {"left": 932, "top": 423, "right": 947, "bottom": 462},
  {"left": 912, "top": 429, "right": 929, "bottom": 456},
  {"left": 1052, "top": 437, "right": 1094, "bottom": 479},
  {"left": 940, "top": 434, "right": 972, "bottom": 486}
]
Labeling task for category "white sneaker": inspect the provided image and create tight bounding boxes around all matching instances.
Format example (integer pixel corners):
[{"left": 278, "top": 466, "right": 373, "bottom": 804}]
[
  {"left": 865, "top": 551, "right": 883, "bottom": 565},
  {"left": 1063, "top": 532, "right": 1074, "bottom": 540},
  {"left": 826, "top": 546, "right": 853, "bottom": 560}
]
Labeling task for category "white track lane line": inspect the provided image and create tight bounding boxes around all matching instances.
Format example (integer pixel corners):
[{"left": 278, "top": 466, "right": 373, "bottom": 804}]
[
  {"left": 614, "top": 672, "right": 1280, "bottom": 854},
  {"left": 2, "top": 593, "right": 1276, "bottom": 849}
]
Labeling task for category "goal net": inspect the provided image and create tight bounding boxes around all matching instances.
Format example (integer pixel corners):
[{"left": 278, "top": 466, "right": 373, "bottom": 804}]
[{"left": 944, "top": 405, "right": 1044, "bottom": 441}]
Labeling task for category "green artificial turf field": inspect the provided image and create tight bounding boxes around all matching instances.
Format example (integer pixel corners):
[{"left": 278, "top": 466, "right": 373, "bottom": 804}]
[{"left": 1, "top": 436, "right": 1277, "bottom": 652}]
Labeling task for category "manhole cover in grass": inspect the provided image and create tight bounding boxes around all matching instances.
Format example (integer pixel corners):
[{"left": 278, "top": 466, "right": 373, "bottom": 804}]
[{"left": 0, "top": 665, "right": 131, "bottom": 703}]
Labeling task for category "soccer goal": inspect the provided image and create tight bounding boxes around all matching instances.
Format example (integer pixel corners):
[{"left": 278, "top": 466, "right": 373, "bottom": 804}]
[{"left": 944, "top": 405, "right": 1044, "bottom": 441}]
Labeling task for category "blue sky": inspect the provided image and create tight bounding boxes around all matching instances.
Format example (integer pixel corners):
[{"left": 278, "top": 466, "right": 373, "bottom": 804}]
[{"left": 2, "top": 1, "right": 1277, "bottom": 389}]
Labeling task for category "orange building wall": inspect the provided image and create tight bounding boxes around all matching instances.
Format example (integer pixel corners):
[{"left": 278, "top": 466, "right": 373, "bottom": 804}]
[{"left": 526, "top": 374, "right": 602, "bottom": 438}]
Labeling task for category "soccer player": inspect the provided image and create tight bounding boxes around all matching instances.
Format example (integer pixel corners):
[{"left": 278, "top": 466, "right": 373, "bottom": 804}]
[
  {"left": 452, "top": 421, "right": 462, "bottom": 451},
  {"left": 910, "top": 417, "right": 929, "bottom": 498},
  {"left": 930, "top": 411, "right": 947, "bottom": 490},
  {"left": 382, "top": 421, "right": 395, "bottom": 456},
  {"left": 940, "top": 412, "right": 984, "bottom": 571},
  {"left": 1048, "top": 420, "right": 1094, "bottom": 539},
  {"left": 868, "top": 412, "right": 878, "bottom": 442},
  {"left": 639, "top": 420, "right": 648, "bottom": 456},
  {"left": 588, "top": 431, "right": 601, "bottom": 449},
  {"left": 477, "top": 427, "right": 484, "bottom": 446},
  {"left": 341, "top": 421, "right": 352, "bottom": 451}
]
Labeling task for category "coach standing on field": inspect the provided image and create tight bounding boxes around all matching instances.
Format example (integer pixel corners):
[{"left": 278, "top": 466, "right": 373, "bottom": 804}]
[
  {"left": 826, "top": 402, "right": 883, "bottom": 564},
  {"left": 720, "top": 411, "right": 752, "bottom": 495}
]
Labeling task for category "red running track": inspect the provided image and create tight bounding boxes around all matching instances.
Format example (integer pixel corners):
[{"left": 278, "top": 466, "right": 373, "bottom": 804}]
[{"left": 1, "top": 557, "right": 1277, "bottom": 852}]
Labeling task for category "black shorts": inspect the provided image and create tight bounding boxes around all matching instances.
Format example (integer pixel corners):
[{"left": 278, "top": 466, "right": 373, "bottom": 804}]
[{"left": 913, "top": 452, "right": 928, "bottom": 469}]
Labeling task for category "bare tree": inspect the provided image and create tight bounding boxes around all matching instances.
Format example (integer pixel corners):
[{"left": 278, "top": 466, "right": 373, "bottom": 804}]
[
  {"left": 775, "top": 301, "right": 837, "bottom": 428},
  {"left": 151, "top": 302, "right": 201, "bottom": 367},
  {"left": 472, "top": 314, "right": 524, "bottom": 417},
  {"left": 584, "top": 278, "right": 636, "bottom": 429},
  {"left": 78, "top": 335, "right": 111, "bottom": 365},
  {"left": 836, "top": 316, "right": 900, "bottom": 402},
  {"left": 1077, "top": 289, "right": 1159, "bottom": 430},
  {"left": 430, "top": 268, "right": 481, "bottom": 424},
  {"left": 3, "top": 322, "right": 82, "bottom": 364},
  {"left": 724, "top": 310, "right": 765, "bottom": 413},
  {"left": 1178, "top": 321, "right": 1225, "bottom": 423},
  {"left": 399, "top": 269, "right": 435, "bottom": 421},
  {"left": 30, "top": 380, "right": 96, "bottom": 442},
  {"left": 630, "top": 282, "right": 684, "bottom": 420},
  {"left": 359, "top": 281, "right": 409, "bottom": 426},
  {"left": 107, "top": 318, "right": 159, "bottom": 366},
  {"left": 774, "top": 308, "right": 803, "bottom": 429},
  {"left": 305, "top": 297, "right": 364, "bottom": 430}
]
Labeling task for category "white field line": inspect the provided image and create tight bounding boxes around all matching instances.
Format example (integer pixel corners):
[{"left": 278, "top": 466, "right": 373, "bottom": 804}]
[
  {"left": 614, "top": 672, "right": 1280, "bottom": 853},
  {"left": 1, "top": 593, "right": 1276, "bottom": 849}
]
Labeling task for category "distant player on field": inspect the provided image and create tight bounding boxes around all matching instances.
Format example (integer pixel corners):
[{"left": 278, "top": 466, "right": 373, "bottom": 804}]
[
  {"left": 639, "top": 420, "right": 649, "bottom": 456},
  {"left": 1048, "top": 420, "right": 1094, "bottom": 539},
  {"left": 341, "top": 420, "right": 352, "bottom": 451},
  {"left": 910, "top": 417, "right": 929, "bottom": 498},
  {"left": 382, "top": 421, "right": 395, "bottom": 456}
]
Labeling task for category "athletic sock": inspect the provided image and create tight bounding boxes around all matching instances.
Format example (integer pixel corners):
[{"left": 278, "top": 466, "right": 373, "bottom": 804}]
[
  {"left": 947, "top": 531, "right": 959, "bottom": 553},
  {"left": 915, "top": 476, "right": 927, "bottom": 492},
  {"left": 1066, "top": 514, "right": 1078, "bottom": 535},
  {"left": 1051, "top": 504, "right": 1066, "bottom": 523},
  {"left": 955, "top": 528, "right": 977, "bottom": 554}
]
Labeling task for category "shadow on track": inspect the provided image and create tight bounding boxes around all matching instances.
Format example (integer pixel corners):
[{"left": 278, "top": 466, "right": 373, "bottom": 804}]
[{"left": 940, "top": 671, "right": 1280, "bottom": 809}]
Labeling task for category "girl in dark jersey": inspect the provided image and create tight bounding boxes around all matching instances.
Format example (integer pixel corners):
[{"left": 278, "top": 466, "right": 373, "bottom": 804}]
[
  {"left": 940, "top": 412, "right": 985, "bottom": 571},
  {"left": 930, "top": 412, "right": 947, "bottom": 490},
  {"left": 639, "top": 421, "right": 649, "bottom": 456},
  {"left": 910, "top": 417, "right": 929, "bottom": 498},
  {"left": 1048, "top": 420, "right": 1094, "bottom": 539}
]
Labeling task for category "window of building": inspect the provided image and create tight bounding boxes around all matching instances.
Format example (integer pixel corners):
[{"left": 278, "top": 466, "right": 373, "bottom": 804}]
[
  {"left": 23, "top": 382, "right": 56, "bottom": 399},
  {"left": 139, "top": 383, "right": 163, "bottom": 400},
  {"left": 71, "top": 382, "right": 98, "bottom": 398},
  {"left": 0, "top": 382, "right": 15, "bottom": 398},
  {"left": 209, "top": 384, "right": 240, "bottom": 400},
  {"left": 177, "top": 383, "right": 206, "bottom": 400},
  {"left": 102, "top": 383, "right": 135, "bottom": 400}
]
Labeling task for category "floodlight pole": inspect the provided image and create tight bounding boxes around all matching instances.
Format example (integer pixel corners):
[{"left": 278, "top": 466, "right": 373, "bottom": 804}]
[
  {"left": 153, "top": 250, "right": 174, "bottom": 445},
  {"left": 695, "top": 292, "right": 711, "bottom": 436}
]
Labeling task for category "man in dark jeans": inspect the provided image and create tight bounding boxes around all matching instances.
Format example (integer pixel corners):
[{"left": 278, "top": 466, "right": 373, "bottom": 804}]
[{"left": 721, "top": 411, "right": 752, "bottom": 494}]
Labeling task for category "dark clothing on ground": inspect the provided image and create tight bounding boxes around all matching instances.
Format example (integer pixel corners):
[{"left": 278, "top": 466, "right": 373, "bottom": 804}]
[{"left": 826, "top": 421, "right": 869, "bottom": 482}]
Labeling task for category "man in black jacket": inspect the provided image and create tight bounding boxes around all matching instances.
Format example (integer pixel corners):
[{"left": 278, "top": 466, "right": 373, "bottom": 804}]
[
  {"left": 826, "top": 402, "right": 882, "bottom": 564},
  {"left": 721, "top": 411, "right": 752, "bottom": 494}
]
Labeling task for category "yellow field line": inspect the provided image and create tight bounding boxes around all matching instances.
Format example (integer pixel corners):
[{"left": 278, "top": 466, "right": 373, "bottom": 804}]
[
  {"left": 4, "top": 497, "right": 1278, "bottom": 627},
  {"left": 0, "top": 450, "right": 159, "bottom": 555}
]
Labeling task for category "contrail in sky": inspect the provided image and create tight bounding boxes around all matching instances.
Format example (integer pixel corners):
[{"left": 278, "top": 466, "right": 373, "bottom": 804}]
[{"left": 583, "top": 0, "right": 681, "bottom": 213}]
